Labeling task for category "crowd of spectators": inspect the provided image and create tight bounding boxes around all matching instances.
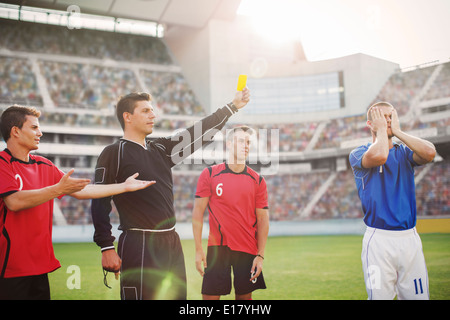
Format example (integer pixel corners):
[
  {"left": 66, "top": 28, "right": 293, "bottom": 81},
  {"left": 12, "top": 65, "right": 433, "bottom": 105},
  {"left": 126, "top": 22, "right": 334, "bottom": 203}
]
[
  {"left": 402, "top": 116, "right": 450, "bottom": 132},
  {"left": 314, "top": 63, "right": 450, "bottom": 150},
  {"left": 416, "top": 160, "right": 450, "bottom": 216},
  {"left": 314, "top": 114, "right": 368, "bottom": 150},
  {"left": 1, "top": 19, "right": 449, "bottom": 225},
  {"left": 140, "top": 70, "right": 205, "bottom": 116},
  {"left": 267, "top": 171, "right": 329, "bottom": 221},
  {"left": 423, "top": 63, "right": 450, "bottom": 101},
  {"left": 37, "top": 61, "right": 207, "bottom": 115},
  {"left": 56, "top": 196, "right": 120, "bottom": 225},
  {"left": 35, "top": 108, "right": 193, "bottom": 133},
  {"left": 1, "top": 54, "right": 448, "bottom": 150},
  {"left": 1, "top": 18, "right": 205, "bottom": 115},
  {"left": 251, "top": 122, "right": 317, "bottom": 153},
  {"left": 0, "top": 18, "right": 171, "bottom": 65},
  {"left": 0, "top": 56, "right": 42, "bottom": 106},
  {"left": 372, "top": 66, "right": 436, "bottom": 116},
  {"left": 57, "top": 159, "right": 450, "bottom": 225},
  {"left": 38, "top": 109, "right": 120, "bottom": 129},
  {"left": 40, "top": 61, "right": 139, "bottom": 111},
  {"left": 310, "top": 170, "right": 363, "bottom": 220},
  {"left": 55, "top": 170, "right": 346, "bottom": 225},
  {"left": 172, "top": 174, "right": 198, "bottom": 222}
]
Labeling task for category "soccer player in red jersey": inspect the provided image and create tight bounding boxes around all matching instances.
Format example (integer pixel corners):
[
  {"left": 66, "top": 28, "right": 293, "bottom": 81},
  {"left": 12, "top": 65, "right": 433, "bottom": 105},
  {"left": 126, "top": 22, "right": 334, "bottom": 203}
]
[
  {"left": 0, "top": 105, "right": 154, "bottom": 300},
  {"left": 193, "top": 126, "right": 270, "bottom": 300}
]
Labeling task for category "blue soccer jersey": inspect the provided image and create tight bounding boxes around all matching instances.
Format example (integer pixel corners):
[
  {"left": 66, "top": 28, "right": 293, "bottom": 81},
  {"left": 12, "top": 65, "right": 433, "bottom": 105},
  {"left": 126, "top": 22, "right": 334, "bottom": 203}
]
[{"left": 349, "top": 142, "right": 420, "bottom": 230}]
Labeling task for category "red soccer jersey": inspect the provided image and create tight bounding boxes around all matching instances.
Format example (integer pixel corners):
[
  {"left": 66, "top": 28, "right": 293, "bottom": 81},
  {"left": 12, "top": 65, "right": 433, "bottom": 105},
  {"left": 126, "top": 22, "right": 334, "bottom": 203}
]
[
  {"left": 0, "top": 149, "right": 64, "bottom": 278},
  {"left": 195, "top": 163, "right": 268, "bottom": 255}
]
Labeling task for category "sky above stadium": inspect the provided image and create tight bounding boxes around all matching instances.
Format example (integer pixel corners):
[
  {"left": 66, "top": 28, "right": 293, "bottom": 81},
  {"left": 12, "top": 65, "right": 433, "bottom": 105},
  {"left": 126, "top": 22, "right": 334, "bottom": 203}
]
[{"left": 237, "top": 0, "right": 450, "bottom": 68}]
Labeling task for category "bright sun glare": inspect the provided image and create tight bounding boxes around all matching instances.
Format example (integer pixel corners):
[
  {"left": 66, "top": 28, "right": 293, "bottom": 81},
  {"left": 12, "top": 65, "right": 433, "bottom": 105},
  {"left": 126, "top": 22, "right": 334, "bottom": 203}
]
[
  {"left": 237, "top": 0, "right": 304, "bottom": 44},
  {"left": 236, "top": 0, "right": 350, "bottom": 56},
  {"left": 237, "top": 0, "right": 450, "bottom": 66}
]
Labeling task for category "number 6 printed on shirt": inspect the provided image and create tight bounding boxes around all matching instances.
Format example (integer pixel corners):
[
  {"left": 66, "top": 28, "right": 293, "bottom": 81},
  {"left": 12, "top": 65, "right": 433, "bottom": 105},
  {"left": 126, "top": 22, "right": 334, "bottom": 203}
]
[{"left": 216, "top": 183, "right": 223, "bottom": 196}]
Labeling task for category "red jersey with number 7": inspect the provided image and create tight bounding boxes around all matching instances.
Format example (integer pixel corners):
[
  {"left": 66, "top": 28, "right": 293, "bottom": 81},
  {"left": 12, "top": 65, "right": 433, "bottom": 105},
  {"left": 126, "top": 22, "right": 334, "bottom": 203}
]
[
  {"left": 195, "top": 163, "right": 269, "bottom": 255},
  {"left": 0, "top": 149, "right": 65, "bottom": 278}
]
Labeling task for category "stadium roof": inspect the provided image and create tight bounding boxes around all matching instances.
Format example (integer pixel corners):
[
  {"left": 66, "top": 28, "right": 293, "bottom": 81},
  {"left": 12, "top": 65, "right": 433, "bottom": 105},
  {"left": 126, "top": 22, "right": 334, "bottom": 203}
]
[{"left": 2, "top": 0, "right": 242, "bottom": 28}]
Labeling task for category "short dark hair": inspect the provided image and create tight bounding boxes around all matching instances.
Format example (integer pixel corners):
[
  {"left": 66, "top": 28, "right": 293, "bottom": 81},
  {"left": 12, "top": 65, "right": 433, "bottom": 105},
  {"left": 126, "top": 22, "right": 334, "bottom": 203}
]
[
  {"left": 0, "top": 105, "right": 41, "bottom": 142},
  {"left": 226, "top": 125, "right": 254, "bottom": 142},
  {"left": 115, "top": 92, "right": 152, "bottom": 129}
]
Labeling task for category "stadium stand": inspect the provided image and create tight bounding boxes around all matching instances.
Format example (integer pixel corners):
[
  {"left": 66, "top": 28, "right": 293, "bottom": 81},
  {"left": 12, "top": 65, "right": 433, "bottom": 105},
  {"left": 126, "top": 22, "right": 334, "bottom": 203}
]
[
  {"left": 0, "top": 56, "right": 43, "bottom": 106},
  {"left": 40, "top": 61, "right": 139, "bottom": 111},
  {"left": 416, "top": 161, "right": 450, "bottom": 216},
  {"left": 423, "top": 62, "right": 450, "bottom": 101},
  {"left": 0, "top": 19, "right": 171, "bottom": 64},
  {"left": 1, "top": 18, "right": 449, "bottom": 226},
  {"left": 372, "top": 66, "right": 436, "bottom": 116},
  {"left": 310, "top": 170, "right": 363, "bottom": 220}
]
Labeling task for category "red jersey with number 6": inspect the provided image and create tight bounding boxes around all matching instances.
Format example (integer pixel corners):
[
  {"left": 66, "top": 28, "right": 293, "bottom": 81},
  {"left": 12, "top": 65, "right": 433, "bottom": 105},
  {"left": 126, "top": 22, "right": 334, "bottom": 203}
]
[
  {"left": 0, "top": 149, "right": 64, "bottom": 278},
  {"left": 195, "top": 163, "right": 268, "bottom": 255}
]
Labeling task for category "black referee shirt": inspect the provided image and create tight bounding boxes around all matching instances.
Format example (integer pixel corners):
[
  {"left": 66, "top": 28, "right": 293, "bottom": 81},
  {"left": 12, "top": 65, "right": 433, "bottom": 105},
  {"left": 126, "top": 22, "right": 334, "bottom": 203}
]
[{"left": 91, "top": 105, "right": 236, "bottom": 250}]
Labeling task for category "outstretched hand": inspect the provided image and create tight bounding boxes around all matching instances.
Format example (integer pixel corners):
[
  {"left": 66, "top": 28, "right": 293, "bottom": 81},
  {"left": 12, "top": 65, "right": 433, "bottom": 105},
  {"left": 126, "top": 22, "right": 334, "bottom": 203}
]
[
  {"left": 232, "top": 87, "right": 250, "bottom": 109},
  {"left": 57, "top": 168, "right": 91, "bottom": 195},
  {"left": 123, "top": 173, "right": 155, "bottom": 192}
]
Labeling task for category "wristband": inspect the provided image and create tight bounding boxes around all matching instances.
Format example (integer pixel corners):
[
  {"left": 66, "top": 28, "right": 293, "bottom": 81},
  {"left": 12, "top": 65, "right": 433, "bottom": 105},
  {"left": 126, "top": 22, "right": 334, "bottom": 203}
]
[
  {"left": 101, "top": 246, "right": 115, "bottom": 252},
  {"left": 256, "top": 254, "right": 264, "bottom": 260},
  {"left": 227, "top": 102, "right": 238, "bottom": 113}
]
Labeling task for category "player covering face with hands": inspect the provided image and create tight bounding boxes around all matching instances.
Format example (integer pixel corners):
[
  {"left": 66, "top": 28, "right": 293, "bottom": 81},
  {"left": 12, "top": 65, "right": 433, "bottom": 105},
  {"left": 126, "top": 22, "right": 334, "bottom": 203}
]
[
  {"left": 0, "top": 105, "right": 154, "bottom": 300},
  {"left": 350, "top": 102, "right": 435, "bottom": 300},
  {"left": 193, "top": 126, "right": 269, "bottom": 300}
]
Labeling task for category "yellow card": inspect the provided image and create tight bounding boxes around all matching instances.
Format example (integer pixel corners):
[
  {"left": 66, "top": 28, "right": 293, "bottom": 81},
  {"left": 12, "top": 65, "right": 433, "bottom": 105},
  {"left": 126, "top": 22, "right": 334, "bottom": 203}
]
[{"left": 237, "top": 74, "right": 247, "bottom": 91}]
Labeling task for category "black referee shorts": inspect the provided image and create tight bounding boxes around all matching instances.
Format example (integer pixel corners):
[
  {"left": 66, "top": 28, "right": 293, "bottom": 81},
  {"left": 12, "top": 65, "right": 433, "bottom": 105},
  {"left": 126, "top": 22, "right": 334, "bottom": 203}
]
[
  {"left": 117, "top": 229, "right": 186, "bottom": 300},
  {"left": 202, "top": 245, "right": 266, "bottom": 296}
]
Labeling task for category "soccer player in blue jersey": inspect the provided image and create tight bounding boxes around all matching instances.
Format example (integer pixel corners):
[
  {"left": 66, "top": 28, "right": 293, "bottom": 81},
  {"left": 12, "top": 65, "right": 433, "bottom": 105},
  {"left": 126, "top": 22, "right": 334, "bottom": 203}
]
[{"left": 349, "top": 101, "right": 436, "bottom": 300}]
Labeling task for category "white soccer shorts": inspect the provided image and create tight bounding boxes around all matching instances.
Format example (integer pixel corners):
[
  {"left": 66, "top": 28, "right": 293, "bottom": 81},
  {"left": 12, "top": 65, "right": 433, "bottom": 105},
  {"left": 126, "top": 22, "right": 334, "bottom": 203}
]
[{"left": 361, "top": 226, "right": 429, "bottom": 300}]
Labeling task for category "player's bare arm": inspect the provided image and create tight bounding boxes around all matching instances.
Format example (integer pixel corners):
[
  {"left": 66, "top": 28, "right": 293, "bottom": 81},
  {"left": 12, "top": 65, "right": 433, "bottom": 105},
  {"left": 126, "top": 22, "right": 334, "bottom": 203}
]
[
  {"left": 362, "top": 107, "right": 390, "bottom": 168},
  {"left": 71, "top": 172, "right": 155, "bottom": 200},
  {"left": 3, "top": 170, "right": 154, "bottom": 211},
  {"left": 251, "top": 208, "right": 269, "bottom": 282},
  {"left": 390, "top": 109, "right": 436, "bottom": 165},
  {"left": 3, "top": 168, "right": 90, "bottom": 212},
  {"left": 192, "top": 197, "right": 209, "bottom": 276}
]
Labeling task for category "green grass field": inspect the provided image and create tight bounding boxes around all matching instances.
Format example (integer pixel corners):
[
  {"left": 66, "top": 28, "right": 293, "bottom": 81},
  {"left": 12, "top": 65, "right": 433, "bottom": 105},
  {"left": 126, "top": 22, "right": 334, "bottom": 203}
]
[{"left": 49, "top": 233, "right": 450, "bottom": 300}]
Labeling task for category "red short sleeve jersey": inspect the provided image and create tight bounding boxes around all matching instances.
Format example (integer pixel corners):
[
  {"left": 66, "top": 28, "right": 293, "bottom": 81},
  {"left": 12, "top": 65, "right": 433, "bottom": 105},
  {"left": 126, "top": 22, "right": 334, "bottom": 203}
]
[
  {"left": 195, "top": 163, "right": 269, "bottom": 255},
  {"left": 0, "top": 149, "right": 65, "bottom": 278}
]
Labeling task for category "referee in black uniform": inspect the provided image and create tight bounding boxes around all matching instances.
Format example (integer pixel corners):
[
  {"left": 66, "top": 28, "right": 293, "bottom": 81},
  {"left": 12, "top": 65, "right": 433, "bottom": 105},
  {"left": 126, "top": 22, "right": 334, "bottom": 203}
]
[{"left": 91, "top": 88, "right": 250, "bottom": 300}]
